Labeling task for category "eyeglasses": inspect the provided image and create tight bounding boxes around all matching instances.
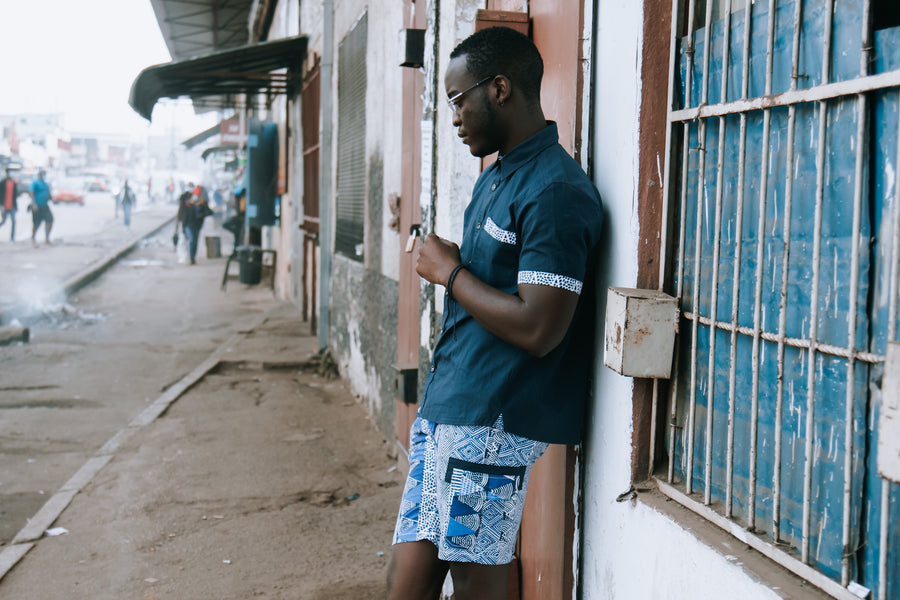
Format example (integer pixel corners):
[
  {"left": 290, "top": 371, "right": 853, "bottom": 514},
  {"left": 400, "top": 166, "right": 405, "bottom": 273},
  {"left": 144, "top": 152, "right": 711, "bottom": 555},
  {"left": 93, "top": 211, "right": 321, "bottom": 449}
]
[{"left": 447, "top": 75, "right": 495, "bottom": 113}]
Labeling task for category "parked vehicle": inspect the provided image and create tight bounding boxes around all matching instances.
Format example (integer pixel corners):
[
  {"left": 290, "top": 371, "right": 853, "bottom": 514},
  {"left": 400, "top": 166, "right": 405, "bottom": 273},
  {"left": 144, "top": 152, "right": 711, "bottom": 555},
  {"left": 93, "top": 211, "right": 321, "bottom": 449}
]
[
  {"left": 86, "top": 177, "right": 110, "bottom": 193},
  {"left": 52, "top": 178, "right": 86, "bottom": 205}
]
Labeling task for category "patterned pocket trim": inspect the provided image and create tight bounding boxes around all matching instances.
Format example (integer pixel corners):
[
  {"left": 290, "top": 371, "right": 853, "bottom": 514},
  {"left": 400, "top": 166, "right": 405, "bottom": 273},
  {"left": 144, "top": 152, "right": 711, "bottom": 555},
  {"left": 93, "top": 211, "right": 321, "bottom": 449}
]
[{"left": 484, "top": 217, "right": 517, "bottom": 245}]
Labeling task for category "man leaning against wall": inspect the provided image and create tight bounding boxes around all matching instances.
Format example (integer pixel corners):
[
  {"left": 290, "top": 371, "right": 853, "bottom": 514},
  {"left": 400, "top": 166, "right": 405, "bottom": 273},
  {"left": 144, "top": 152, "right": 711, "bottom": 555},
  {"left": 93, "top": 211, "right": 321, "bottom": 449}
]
[{"left": 387, "top": 26, "right": 604, "bottom": 600}]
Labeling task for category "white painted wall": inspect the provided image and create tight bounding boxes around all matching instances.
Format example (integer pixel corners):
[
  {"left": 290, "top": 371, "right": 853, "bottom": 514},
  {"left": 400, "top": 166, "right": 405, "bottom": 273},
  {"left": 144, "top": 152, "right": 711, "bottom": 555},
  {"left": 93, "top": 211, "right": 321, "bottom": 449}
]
[
  {"left": 328, "top": 0, "right": 405, "bottom": 284},
  {"left": 368, "top": 0, "right": 404, "bottom": 281},
  {"left": 581, "top": 2, "right": 790, "bottom": 599},
  {"left": 434, "top": 0, "right": 481, "bottom": 247},
  {"left": 422, "top": 0, "right": 484, "bottom": 320}
]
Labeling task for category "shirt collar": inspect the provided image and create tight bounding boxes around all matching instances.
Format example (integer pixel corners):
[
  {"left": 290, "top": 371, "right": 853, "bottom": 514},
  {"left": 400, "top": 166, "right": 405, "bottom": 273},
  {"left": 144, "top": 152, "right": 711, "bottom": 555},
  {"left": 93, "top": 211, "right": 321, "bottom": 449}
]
[{"left": 495, "top": 121, "right": 559, "bottom": 179}]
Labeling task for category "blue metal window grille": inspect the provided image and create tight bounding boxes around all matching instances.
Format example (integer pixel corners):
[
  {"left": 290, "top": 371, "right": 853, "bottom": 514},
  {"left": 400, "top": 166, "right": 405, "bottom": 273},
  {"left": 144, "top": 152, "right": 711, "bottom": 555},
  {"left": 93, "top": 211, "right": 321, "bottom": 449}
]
[{"left": 658, "top": 1, "right": 900, "bottom": 598}]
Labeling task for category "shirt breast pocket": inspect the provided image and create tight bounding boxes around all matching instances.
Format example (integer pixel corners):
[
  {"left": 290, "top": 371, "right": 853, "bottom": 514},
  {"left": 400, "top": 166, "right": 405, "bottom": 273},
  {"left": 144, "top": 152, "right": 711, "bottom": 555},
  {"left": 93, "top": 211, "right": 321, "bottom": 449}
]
[{"left": 476, "top": 217, "right": 519, "bottom": 283}]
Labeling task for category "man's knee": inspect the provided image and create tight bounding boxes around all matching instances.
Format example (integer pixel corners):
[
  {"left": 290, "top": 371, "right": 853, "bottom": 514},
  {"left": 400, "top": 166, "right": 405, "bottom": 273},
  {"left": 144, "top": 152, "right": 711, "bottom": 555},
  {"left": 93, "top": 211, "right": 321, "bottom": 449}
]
[
  {"left": 387, "top": 541, "right": 447, "bottom": 600},
  {"left": 448, "top": 561, "right": 510, "bottom": 600}
]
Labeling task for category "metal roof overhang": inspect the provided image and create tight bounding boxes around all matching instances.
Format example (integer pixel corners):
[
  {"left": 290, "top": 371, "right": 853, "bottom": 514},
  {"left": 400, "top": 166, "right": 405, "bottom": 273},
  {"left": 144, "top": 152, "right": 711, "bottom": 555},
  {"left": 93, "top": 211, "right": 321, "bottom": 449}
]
[
  {"left": 201, "top": 144, "right": 240, "bottom": 160},
  {"left": 149, "top": 0, "right": 254, "bottom": 62},
  {"left": 182, "top": 122, "right": 221, "bottom": 148},
  {"left": 128, "top": 35, "right": 308, "bottom": 121}
]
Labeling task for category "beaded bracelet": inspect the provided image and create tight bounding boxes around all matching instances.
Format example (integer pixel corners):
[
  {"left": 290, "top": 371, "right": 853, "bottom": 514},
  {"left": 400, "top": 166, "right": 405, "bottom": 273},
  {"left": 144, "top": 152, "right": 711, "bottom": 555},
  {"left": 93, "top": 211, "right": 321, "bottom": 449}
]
[{"left": 446, "top": 264, "right": 468, "bottom": 299}]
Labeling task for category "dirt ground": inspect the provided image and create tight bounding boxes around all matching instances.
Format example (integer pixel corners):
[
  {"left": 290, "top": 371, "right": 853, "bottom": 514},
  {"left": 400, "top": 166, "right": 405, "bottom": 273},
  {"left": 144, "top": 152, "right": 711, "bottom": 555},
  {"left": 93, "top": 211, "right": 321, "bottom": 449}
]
[{"left": 0, "top": 225, "right": 406, "bottom": 599}]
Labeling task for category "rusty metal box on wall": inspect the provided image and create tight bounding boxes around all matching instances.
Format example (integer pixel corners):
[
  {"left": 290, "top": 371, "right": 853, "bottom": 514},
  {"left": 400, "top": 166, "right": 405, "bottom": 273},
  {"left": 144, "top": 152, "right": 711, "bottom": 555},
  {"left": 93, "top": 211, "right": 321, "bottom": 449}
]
[
  {"left": 604, "top": 287, "right": 678, "bottom": 379},
  {"left": 475, "top": 9, "right": 530, "bottom": 35}
]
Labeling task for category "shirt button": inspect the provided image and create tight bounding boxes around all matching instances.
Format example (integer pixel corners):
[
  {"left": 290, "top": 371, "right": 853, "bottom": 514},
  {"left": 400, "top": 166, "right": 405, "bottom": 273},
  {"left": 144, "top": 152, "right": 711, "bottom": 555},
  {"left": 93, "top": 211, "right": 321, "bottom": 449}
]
[
  {"left": 476, "top": 222, "right": 481, "bottom": 230},
  {"left": 430, "top": 365, "right": 435, "bottom": 372},
  {"left": 491, "top": 183, "right": 497, "bottom": 191}
]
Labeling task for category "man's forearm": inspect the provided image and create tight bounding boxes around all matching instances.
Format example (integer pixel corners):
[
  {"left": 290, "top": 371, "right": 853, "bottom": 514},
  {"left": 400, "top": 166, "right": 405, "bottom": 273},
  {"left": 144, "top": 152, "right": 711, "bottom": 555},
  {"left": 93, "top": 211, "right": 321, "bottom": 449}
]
[{"left": 447, "top": 268, "right": 578, "bottom": 357}]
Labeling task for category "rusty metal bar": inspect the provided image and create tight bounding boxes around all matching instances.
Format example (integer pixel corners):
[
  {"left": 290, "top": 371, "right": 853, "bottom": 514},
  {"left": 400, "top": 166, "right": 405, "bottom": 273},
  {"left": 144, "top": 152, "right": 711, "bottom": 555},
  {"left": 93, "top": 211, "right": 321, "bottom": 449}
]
[
  {"left": 682, "top": 311, "right": 884, "bottom": 364},
  {"left": 671, "top": 0, "right": 699, "bottom": 488},
  {"left": 839, "top": 92, "right": 864, "bottom": 587},
  {"left": 660, "top": 0, "right": 683, "bottom": 481},
  {"left": 841, "top": 0, "right": 872, "bottom": 584},
  {"left": 668, "top": 122, "right": 692, "bottom": 485},
  {"left": 685, "top": 0, "right": 710, "bottom": 494},
  {"left": 709, "top": 0, "right": 750, "bottom": 518},
  {"left": 701, "top": 0, "right": 719, "bottom": 507},
  {"left": 801, "top": 101, "right": 827, "bottom": 563},
  {"left": 725, "top": 0, "right": 754, "bottom": 520},
  {"left": 686, "top": 114, "right": 706, "bottom": 496},
  {"left": 771, "top": 0, "right": 804, "bottom": 544},
  {"left": 748, "top": 0, "right": 777, "bottom": 532},
  {"left": 881, "top": 88, "right": 900, "bottom": 600},
  {"left": 802, "top": 0, "right": 835, "bottom": 565},
  {"left": 670, "top": 68, "right": 900, "bottom": 122},
  {"left": 649, "top": 0, "right": 680, "bottom": 481}
]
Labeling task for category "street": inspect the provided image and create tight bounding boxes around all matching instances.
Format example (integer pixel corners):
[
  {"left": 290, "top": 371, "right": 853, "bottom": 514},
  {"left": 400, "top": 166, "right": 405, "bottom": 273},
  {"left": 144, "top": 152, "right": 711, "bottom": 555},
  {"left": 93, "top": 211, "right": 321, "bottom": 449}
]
[
  {"left": 8, "top": 189, "right": 124, "bottom": 243},
  {"left": 0, "top": 215, "right": 403, "bottom": 598}
]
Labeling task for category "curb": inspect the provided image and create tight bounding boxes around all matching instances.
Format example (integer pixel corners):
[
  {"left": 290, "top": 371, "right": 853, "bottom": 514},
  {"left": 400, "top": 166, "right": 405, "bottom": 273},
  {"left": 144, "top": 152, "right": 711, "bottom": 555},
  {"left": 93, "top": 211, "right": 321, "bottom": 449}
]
[{"left": 61, "top": 216, "right": 176, "bottom": 298}]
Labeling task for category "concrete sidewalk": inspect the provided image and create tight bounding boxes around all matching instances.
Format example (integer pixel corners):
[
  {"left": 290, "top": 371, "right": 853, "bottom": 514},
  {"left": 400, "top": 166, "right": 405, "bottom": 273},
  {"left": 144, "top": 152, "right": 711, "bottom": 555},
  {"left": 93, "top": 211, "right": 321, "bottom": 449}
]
[
  {"left": 0, "top": 210, "right": 404, "bottom": 598},
  {"left": 0, "top": 205, "right": 177, "bottom": 325},
  {"left": 0, "top": 302, "right": 403, "bottom": 599}
]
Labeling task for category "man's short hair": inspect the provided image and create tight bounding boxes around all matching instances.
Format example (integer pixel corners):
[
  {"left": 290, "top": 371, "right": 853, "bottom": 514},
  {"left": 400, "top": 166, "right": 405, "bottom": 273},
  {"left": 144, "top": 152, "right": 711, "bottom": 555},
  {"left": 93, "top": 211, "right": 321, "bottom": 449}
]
[{"left": 450, "top": 26, "right": 543, "bottom": 101}]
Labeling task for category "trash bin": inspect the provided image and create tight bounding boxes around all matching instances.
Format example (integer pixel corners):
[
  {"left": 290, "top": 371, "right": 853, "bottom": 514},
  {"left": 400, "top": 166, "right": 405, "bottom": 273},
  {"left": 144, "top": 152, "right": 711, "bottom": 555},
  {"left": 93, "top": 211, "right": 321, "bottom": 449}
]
[
  {"left": 205, "top": 236, "right": 222, "bottom": 259},
  {"left": 238, "top": 246, "right": 262, "bottom": 285}
]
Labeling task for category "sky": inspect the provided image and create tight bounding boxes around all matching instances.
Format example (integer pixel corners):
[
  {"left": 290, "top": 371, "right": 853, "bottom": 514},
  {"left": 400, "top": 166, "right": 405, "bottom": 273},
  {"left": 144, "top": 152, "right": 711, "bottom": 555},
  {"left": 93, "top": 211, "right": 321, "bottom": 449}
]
[{"left": 0, "top": 0, "right": 217, "bottom": 139}]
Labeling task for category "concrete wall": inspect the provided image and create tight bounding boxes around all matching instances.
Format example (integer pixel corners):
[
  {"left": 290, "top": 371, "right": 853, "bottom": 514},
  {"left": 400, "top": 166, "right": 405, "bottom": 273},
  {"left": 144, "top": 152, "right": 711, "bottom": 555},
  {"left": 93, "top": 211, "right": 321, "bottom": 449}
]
[
  {"left": 580, "top": 2, "right": 787, "bottom": 598},
  {"left": 313, "top": 0, "right": 406, "bottom": 433}
]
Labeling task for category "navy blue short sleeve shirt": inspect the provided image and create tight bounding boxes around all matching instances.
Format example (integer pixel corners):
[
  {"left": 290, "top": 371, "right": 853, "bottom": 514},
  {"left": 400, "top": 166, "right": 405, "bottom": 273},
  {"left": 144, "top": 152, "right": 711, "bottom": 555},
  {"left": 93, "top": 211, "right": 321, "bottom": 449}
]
[{"left": 417, "top": 122, "right": 604, "bottom": 445}]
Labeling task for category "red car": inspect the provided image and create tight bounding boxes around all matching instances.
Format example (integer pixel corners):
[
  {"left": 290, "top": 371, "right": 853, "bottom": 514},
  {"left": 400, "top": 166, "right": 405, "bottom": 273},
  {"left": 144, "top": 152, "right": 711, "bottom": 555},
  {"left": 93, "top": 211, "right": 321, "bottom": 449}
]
[{"left": 52, "top": 178, "right": 86, "bottom": 205}]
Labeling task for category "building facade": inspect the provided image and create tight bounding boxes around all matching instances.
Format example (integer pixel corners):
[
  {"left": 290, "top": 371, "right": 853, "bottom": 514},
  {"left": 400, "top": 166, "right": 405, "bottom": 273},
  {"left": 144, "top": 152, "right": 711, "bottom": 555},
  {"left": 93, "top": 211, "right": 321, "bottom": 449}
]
[{"left": 145, "top": 1, "right": 900, "bottom": 598}]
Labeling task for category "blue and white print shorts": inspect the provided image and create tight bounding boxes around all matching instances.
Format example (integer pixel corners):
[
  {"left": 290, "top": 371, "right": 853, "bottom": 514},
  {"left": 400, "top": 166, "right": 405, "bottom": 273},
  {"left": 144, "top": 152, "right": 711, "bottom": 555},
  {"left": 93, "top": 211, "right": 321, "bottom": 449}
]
[{"left": 392, "top": 415, "right": 548, "bottom": 565}]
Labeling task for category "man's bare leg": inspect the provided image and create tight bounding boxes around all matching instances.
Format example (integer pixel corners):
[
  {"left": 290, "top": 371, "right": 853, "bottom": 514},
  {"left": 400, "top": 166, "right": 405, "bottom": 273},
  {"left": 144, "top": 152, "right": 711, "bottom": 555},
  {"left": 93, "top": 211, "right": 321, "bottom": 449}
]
[
  {"left": 449, "top": 561, "right": 510, "bottom": 600},
  {"left": 387, "top": 540, "right": 448, "bottom": 600}
]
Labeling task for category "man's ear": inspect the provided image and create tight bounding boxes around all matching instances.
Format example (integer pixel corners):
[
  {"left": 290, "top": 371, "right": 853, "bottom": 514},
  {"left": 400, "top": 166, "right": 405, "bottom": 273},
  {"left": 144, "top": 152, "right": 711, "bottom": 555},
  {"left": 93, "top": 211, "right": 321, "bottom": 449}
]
[{"left": 492, "top": 75, "right": 512, "bottom": 106}]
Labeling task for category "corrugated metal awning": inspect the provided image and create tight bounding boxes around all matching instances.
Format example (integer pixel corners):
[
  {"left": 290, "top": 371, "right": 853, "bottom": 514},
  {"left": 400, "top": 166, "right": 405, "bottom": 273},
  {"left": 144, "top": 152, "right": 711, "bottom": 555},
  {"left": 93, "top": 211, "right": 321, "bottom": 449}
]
[
  {"left": 149, "top": 0, "right": 254, "bottom": 61},
  {"left": 182, "top": 122, "right": 221, "bottom": 149},
  {"left": 128, "top": 36, "right": 307, "bottom": 121},
  {"left": 201, "top": 144, "right": 240, "bottom": 160}
]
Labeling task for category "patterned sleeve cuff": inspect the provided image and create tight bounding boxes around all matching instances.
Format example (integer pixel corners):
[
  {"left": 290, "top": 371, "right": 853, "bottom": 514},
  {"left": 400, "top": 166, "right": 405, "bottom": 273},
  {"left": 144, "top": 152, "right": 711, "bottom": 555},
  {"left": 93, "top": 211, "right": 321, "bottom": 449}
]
[{"left": 517, "top": 271, "right": 583, "bottom": 294}]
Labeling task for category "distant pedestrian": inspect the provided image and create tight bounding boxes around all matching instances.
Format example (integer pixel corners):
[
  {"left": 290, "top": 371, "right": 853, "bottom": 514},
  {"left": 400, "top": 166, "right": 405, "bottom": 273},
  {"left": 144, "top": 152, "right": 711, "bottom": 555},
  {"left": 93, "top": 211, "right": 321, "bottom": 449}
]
[
  {"left": 181, "top": 185, "right": 213, "bottom": 264},
  {"left": 29, "top": 169, "right": 53, "bottom": 246},
  {"left": 173, "top": 186, "right": 191, "bottom": 263},
  {"left": 222, "top": 187, "right": 246, "bottom": 252},
  {"left": 119, "top": 180, "right": 136, "bottom": 227},
  {"left": 0, "top": 168, "right": 18, "bottom": 242}
]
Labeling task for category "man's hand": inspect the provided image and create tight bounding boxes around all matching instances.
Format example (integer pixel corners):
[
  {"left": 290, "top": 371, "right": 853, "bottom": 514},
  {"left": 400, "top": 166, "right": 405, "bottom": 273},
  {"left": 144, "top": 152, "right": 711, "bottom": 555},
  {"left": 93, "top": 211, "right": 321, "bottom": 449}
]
[{"left": 415, "top": 233, "right": 462, "bottom": 286}]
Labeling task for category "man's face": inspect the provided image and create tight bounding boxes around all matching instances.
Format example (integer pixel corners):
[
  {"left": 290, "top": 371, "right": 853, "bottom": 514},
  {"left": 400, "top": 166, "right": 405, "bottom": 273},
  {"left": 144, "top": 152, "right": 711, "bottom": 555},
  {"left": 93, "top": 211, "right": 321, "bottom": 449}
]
[{"left": 444, "top": 55, "right": 501, "bottom": 157}]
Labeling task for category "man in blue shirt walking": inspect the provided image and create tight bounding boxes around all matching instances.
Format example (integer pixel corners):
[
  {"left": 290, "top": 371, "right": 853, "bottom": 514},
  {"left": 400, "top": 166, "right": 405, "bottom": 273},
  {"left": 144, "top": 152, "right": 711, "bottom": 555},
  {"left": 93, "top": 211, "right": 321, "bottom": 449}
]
[
  {"left": 29, "top": 169, "right": 53, "bottom": 246},
  {"left": 388, "top": 26, "right": 604, "bottom": 600}
]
